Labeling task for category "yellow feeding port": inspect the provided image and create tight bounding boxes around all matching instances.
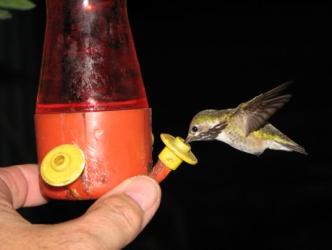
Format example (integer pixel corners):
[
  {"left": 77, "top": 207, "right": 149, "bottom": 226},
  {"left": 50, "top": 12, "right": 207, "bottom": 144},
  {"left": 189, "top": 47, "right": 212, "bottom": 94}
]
[
  {"left": 159, "top": 133, "right": 198, "bottom": 170},
  {"left": 40, "top": 144, "right": 85, "bottom": 187}
]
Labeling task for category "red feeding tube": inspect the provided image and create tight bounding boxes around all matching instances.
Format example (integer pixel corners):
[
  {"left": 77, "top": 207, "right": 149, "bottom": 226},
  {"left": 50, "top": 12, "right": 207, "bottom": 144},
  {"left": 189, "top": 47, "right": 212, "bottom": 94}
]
[{"left": 149, "top": 160, "right": 172, "bottom": 183}]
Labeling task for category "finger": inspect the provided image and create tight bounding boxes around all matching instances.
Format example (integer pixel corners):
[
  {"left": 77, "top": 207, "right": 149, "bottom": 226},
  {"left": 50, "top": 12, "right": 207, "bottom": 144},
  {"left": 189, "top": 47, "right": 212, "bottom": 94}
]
[
  {"left": 76, "top": 175, "right": 161, "bottom": 249},
  {"left": 0, "top": 164, "right": 47, "bottom": 209}
]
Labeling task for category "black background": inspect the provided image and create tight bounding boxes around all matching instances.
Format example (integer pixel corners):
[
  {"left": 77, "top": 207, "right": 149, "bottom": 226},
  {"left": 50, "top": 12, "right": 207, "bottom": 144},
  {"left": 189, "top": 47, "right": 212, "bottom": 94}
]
[{"left": 0, "top": 1, "right": 331, "bottom": 249}]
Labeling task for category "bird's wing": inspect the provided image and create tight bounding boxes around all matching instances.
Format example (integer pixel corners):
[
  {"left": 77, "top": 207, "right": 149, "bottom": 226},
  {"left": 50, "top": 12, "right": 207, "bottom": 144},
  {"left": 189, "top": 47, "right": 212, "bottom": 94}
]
[{"left": 230, "top": 81, "right": 292, "bottom": 136}]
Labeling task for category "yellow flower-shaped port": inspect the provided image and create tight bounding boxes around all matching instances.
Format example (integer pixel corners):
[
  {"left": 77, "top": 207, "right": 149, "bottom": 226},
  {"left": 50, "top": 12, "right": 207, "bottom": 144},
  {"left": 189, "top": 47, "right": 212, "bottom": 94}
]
[
  {"left": 40, "top": 144, "right": 85, "bottom": 187},
  {"left": 159, "top": 133, "right": 198, "bottom": 170}
]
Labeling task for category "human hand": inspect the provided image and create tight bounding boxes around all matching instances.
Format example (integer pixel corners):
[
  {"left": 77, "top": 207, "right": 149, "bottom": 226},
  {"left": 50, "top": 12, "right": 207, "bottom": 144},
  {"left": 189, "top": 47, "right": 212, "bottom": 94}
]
[{"left": 0, "top": 164, "right": 161, "bottom": 249}]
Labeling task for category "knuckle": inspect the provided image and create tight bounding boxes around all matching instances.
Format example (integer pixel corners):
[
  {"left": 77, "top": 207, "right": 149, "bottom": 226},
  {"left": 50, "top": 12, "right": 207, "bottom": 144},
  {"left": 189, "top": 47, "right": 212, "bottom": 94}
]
[
  {"left": 90, "top": 194, "right": 144, "bottom": 235},
  {"left": 59, "top": 230, "right": 104, "bottom": 250},
  {"left": 104, "top": 195, "right": 143, "bottom": 234},
  {"left": 78, "top": 194, "right": 144, "bottom": 248}
]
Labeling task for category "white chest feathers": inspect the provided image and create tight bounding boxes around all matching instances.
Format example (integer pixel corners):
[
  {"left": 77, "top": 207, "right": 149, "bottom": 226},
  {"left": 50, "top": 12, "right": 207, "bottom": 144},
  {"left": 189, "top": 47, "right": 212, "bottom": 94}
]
[{"left": 216, "top": 131, "right": 266, "bottom": 155}]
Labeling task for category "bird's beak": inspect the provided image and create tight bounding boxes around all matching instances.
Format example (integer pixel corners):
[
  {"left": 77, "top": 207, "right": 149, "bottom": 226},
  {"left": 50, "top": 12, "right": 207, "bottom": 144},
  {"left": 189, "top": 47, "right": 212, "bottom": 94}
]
[{"left": 185, "top": 135, "right": 193, "bottom": 143}]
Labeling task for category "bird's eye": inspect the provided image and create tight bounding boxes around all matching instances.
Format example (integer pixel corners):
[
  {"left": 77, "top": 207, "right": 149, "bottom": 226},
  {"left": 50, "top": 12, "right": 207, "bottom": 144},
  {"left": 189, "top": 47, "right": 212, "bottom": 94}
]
[{"left": 191, "top": 126, "right": 198, "bottom": 132}]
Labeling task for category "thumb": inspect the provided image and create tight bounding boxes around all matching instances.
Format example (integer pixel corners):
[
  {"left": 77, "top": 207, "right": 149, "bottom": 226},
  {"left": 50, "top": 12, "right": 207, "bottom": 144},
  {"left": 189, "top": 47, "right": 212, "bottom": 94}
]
[{"left": 77, "top": 176, "right": 161, "bottom": 249}]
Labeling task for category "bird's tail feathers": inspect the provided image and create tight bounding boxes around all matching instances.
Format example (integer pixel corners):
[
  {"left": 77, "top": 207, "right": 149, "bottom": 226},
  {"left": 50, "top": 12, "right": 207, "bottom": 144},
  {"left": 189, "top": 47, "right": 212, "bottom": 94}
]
[
  {"left": 269, "top": 141, "right": 308, "bottom": 155},
  {"left": 281, "top": 142, "right": 308, "bottom": 155}
]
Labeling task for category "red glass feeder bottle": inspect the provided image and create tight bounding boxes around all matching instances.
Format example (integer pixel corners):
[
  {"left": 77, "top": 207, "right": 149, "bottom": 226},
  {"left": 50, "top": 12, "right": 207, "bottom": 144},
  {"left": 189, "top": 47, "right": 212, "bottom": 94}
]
[{"left": 35, "top": 0, "right": 152, "bottom": 200}]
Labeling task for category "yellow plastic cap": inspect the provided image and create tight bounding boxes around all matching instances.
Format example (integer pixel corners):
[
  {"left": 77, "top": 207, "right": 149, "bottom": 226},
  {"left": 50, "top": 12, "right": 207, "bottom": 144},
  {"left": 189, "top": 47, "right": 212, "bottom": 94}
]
[
  {"left": 158, "top": 133, "right": 198, "bottom": 170},
  {"left": 40, "top": 144, "right": 85, "bottom": 187}
]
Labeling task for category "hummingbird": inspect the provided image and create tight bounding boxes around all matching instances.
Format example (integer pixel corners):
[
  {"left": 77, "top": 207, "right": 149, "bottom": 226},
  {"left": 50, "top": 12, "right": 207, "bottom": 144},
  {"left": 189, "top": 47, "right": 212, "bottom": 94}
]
[{"left": 186, "top": 82, "right": 307, "bottom": 156}]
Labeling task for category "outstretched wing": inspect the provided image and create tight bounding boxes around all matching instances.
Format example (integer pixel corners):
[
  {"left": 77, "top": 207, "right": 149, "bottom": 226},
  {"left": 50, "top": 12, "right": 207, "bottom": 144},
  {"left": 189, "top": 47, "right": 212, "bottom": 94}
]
[{"left": 231, "top": 81, "right": 292, "bottom": 136}]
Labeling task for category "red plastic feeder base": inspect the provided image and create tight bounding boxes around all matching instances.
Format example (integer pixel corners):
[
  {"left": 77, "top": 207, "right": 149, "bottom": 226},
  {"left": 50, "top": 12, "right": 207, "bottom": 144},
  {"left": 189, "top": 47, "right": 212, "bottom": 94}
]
[{"left": 35, "top": 108, "right": 152, "bottom": 200}]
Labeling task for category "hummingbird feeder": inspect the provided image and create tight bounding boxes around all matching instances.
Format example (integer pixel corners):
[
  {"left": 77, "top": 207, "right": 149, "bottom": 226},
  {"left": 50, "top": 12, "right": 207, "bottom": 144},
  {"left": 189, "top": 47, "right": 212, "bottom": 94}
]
[{"left": 35, "top": 0, "right": 197, "bottom": 200}]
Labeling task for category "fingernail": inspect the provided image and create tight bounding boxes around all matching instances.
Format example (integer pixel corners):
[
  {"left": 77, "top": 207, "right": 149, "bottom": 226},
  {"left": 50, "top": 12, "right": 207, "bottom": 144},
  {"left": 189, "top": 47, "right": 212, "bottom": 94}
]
[{"left": 124, "top": 176, "right": 160, "bottom": 212}]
